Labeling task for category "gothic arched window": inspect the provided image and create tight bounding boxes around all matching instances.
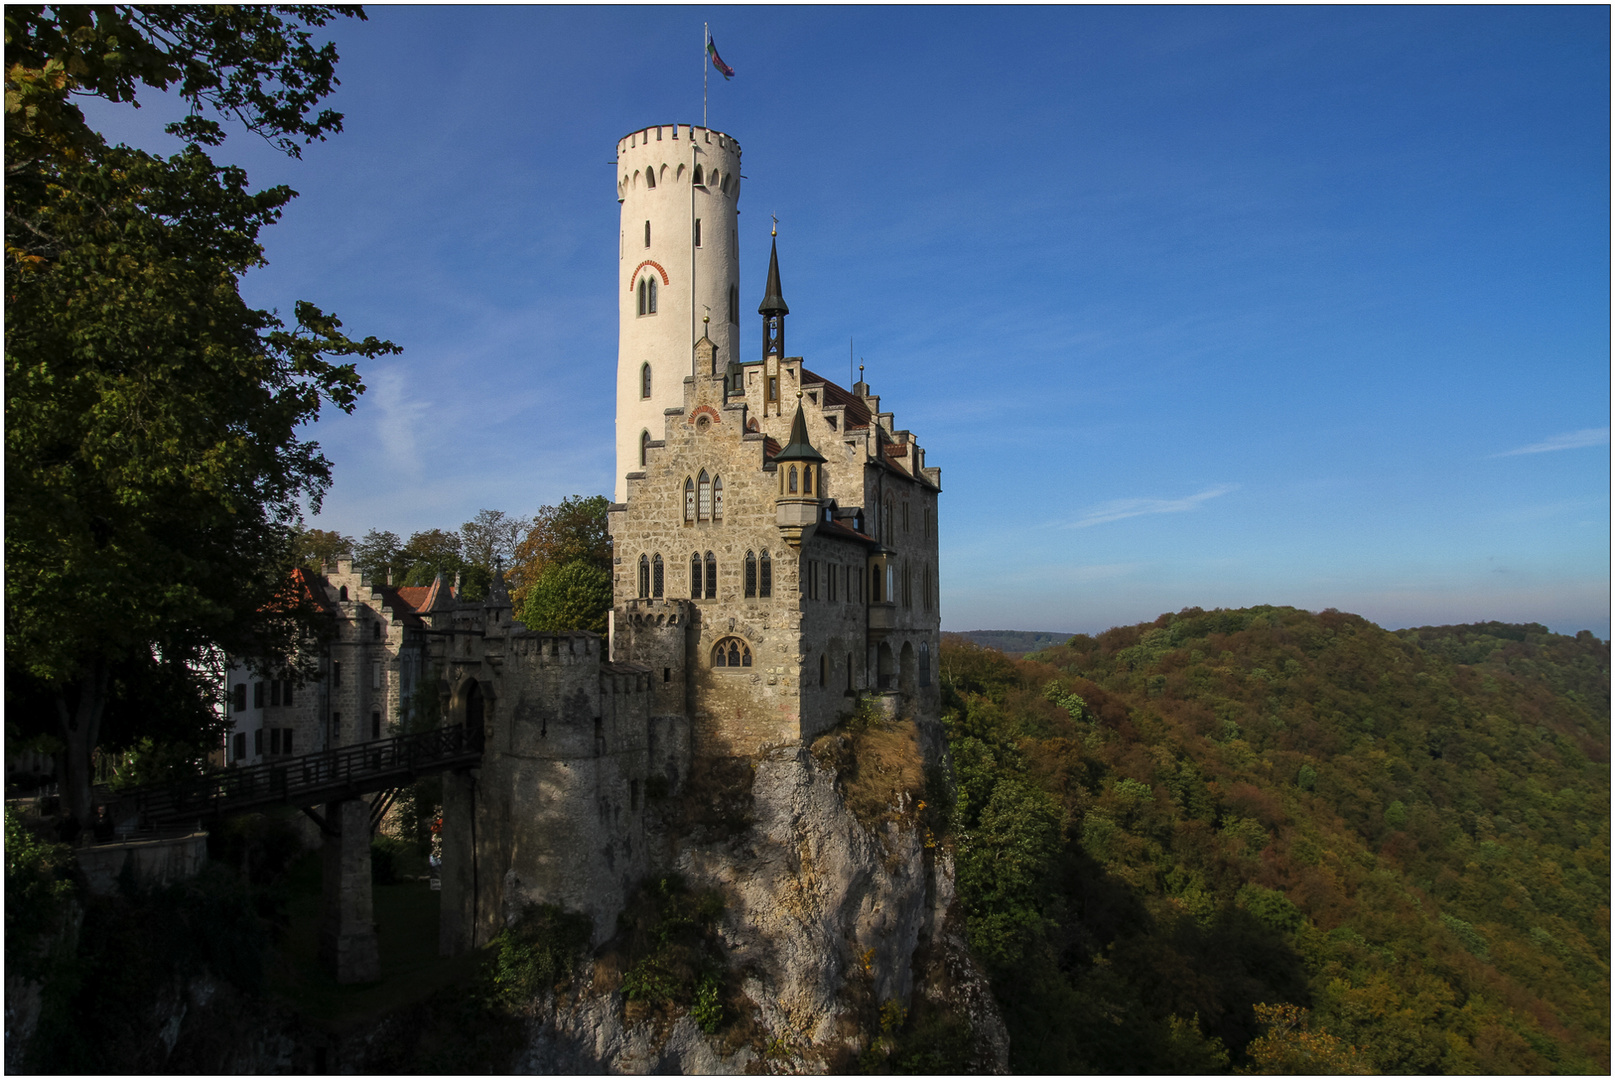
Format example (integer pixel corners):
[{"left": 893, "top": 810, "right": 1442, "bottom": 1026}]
[
  {"left": 698, "top": 470, "right": 712, "bottom": 519},
  {"left": 640, "top": 429, "right": 651, "bottom": 467},
  {"left": 713, "top": 475, "right": 723, "bottom": 519},
  {"left": 693, "top": 164, "right": 704, "bottom": 187},
  {"left": 638, "top": 554, "right": 649, "bottom": 599},
  {"left": 711, "top": 636, "right": 751, "bottom": 668},
  {"left": 646, "top": 276, "right": 657, "bottom": 314},
  {"left": 645, "top": 168, "right": 656, "bottom": 189},
  {"left": 920, "top": 643, "right": 932, "bottom": 687},
  {"left": 652, "top": 553, "right": 664, "bottom": 598},
  {"left": 690, "top": 552, "right": 702, "bottom": 599},
  {"left": 684, "top": 477, "right": 695, "bottom": 522},
  {"left": 704, "top": 551, "right": 717, "bottom": 599},
  {"left": 745, "top": 550, "right": 757, "bottom": 597},
  {"left": 803, "top": 465, "right": 813, "bottom": 496},
  {"left": 641, "top": 363, "right": 652, "bottom": 398},
  {"left": 637, "top": 278, "right": 647, "bottom": 316},
  {"left": 788, "top": 465, "right": 798, "bottom": 494},
  {"left": 760, "top": 550, "right": 772, "bottom": 597}
]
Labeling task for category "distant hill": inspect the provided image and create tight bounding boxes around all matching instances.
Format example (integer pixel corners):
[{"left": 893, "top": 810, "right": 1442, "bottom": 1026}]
[
  {"left": 938, "top": 605, "right": 1610, "bottom": 1073},
  {"left": 949, "top": 630, "right": 1073, "bottom": 656}
]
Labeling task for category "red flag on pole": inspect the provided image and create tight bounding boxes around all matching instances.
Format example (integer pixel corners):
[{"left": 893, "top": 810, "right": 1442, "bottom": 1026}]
[{"left": 708, "top": 37, "right": 735, "bottom": 80}]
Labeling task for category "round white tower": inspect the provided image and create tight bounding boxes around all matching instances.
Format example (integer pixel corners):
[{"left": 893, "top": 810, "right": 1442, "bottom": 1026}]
[{"left": 615, "top": 123, "right": 743, "bottom": 501}]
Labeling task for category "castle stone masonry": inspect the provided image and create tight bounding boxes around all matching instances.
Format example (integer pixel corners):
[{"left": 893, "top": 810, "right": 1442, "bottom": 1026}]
[{"left": 229, "top": 125, "right": 943, "bottom": 952}]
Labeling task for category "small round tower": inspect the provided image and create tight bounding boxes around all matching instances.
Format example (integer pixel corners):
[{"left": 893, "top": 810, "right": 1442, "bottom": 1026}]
[{"left": 615, "top": 123, "right": 742, "bottom": 502}]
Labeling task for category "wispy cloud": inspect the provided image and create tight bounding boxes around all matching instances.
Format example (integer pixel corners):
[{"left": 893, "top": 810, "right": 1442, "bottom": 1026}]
[
  {"left": 1062, "top": 484, "right": 1238, "bottom": 529},
  {"left": 1493, "top": 427, "right": 1609, "bottom": 457}
]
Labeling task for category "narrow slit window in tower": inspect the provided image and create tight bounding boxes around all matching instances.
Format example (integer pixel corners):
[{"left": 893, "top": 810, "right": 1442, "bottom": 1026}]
[
  {"left": 641, "top": 363, "right": 652, "bottom": 398},
  {"left": 646, "top": 277, "right": 657, "bottom": 313},
  {"left": 644, "top": 220, "right": 651, "bottom": 247},
  {"left": 637, "top": 278, "right": 647, "bottom": 316},
  {"left": 760, "top": 551, "right": 772, "bottom": 597},
  {"left": 646, "top": 168, "right": 655, "bottom": 188},
  {"left": 638, "top": 554, "right": 649, "bottom": 598},
  {"left": 694, "top": 218, "right": 701, "bottom": 247},
  {"left": 640, "top": 429, "right": 651, "bottom": 467},
  {"left": 745, "top": 550, "right": 757, "bottom": 597},
  {"left": 693, "top": 164, "right": 704, "bottom": 186},
  {"left": 690, "top": 553, "right": 702, "bottom": 599}
]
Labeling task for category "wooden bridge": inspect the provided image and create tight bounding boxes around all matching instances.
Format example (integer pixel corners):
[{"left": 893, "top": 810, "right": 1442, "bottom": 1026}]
[{"left": 103, "top": 723, "right": 482, "bottom": 830}]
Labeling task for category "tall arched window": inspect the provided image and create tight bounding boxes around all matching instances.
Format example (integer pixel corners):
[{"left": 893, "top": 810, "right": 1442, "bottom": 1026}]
[
  {"left": 788, "top": 465, "right": 798, "bottom": 494},
  {"left": 920, "top": 642, "right": 931, "bottom": 687},
  {"left": 645, "top": 168, "right": 656, "bottom": 189},
  {"left": 803, "top": 465, "right": 813, "bottom": 495},
  {"left": 638, "top": 554, "right": 649, "bottom": 598},
  {"left": 819, "top": 654, "right": 827, "bottom": 687},
  {"left": 644, "top": 220, "right": 651, "bottom": 246},
  {"left": 744, "top": 550, "right": 757, "bottom": 597},
  {"left": 690, "top": 552, "right": 702, "bottom": 599},
  {"left": 760, "top": 550, "right": 772, "bottom": 597},
  {"left": 693, "top": 164, "right": 704, "bottom": 186},
  {"left": 698, "top": 470, "right": 712, "bottom": 519},
  {"left": 646, "top": 276, "right": 657, "bottom": 313},
  {"left": 641, "top": 363, "right": 652, "bottom": 398},
  {"left": 712, "top": 475, "right": 724, "bottom": 519},
  {"left": 640, "top": 429, "right": 651, "bottom": 467},
  {"left": 704, "top": 552, "right": 717, "bottom": 599},
  {"left": 652, "top": 553, "right": 664, "bottom": 598},
  {"left": 684, "top": 477, "right": 695, "bottom": 522},
  {"left": 711, "top": 636, "right": 751, "bottom": 668},
  {"left": 637, "top": 278, "right": 647, "bottom": 316}
]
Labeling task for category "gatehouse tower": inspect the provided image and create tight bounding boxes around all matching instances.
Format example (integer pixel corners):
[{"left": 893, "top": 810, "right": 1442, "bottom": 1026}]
[{"left": 615, "top": 124, "right": 743, "bottom": 502}]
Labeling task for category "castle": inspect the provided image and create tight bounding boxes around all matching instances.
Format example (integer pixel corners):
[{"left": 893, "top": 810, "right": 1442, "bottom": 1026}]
[{"left": 222, "top": 124, "right": 942, "bottom": 951}]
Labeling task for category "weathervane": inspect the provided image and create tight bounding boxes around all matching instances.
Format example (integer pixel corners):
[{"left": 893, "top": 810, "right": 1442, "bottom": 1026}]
[{"left": 771, "top": 213, "right": 778, "bottom": 237}]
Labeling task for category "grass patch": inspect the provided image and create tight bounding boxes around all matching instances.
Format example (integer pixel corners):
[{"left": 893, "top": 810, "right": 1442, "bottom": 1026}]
[{"left": 812, "top": 702, "right": 929, "bottom": 830}]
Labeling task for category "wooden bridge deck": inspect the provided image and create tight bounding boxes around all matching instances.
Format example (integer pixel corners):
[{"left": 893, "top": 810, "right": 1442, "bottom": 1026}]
[{"left": 105, "top": 724, "right": 482, "bottom": 828}]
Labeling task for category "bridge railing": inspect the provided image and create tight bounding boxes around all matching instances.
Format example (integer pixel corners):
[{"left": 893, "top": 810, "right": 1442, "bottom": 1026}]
[{"left": 107, "top": 724, "right": 480, "bottom": 826}]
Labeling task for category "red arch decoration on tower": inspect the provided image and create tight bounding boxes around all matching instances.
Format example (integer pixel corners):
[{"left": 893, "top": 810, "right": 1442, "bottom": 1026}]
[
  {"left": 688, "top": 405, "right": 721, "bottom": 426},
  {"left": 628, "top": 260, "right": 670, "bottom": 291}
]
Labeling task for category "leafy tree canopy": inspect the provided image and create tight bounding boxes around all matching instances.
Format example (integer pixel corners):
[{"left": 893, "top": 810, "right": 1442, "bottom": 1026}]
[
  {"left": 939, "top": 609, "right": 1609, "bottom": 1073},
  {"left": 5, "top": 5, "right": 395, "bottom": 822},
  {"left": 519, "top": 562, "right": 612, "bottom": 635},
  {"left": 509, "top": 496, "right": 611, "bottom": 607}
]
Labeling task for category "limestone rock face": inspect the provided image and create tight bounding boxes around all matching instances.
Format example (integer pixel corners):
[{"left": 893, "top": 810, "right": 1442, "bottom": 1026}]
[{"left": 516, "top": 741, "right": 1008, "bottom": 1073}]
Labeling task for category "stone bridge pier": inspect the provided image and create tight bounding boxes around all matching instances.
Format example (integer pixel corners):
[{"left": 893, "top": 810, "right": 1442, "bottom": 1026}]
[{"left": 319, "top": 798, "right": 380, "bottom": 984}]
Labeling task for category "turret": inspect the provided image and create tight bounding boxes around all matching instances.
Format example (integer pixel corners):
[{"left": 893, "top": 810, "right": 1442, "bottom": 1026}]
[{"left": 773, "top": 393, "right": 825, "bottom": 549}]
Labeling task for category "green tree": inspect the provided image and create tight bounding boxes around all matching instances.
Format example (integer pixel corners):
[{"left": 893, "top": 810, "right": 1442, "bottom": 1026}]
[
  {"left": 460, "top": 508, "right": 524, "bottom": 574},
  {"left": 519, "top": 562, "right": 613, "bottom": 634},
  {"left": 296, "top": 527, "right": 353, "bottom": 573},
  {"left": 509, "top": 495, "right": 612, "bottom": 607},
  {"left": 399, "top": 528, "right": 467, "bottom": 588},
  {"left": 5, "top": 6, "right": 395, "bottom": 824},
  {"left": 352, "top": 528, "right": 403, "bottom": 583}
]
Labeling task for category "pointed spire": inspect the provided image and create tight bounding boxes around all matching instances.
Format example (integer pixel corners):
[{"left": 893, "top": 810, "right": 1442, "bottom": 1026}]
[
  {"left": 774, "top": 392, "right": 825, "bottom": 464},
  {"left": 758, "top": 236, "right": 788, "bottom": 317}
]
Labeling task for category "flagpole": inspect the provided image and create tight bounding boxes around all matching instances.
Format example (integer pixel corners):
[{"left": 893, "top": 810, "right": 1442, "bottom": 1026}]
[{"left": 703, "top": 23, "right": 709, "bottom": 130}]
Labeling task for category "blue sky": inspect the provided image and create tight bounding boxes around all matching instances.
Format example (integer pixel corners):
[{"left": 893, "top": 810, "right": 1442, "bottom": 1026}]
[{"left": 83, "top": 6, "right": 1611, "bottom": 638}]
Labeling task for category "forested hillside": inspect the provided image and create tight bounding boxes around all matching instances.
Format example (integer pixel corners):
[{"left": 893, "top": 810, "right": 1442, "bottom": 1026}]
[{"left": 938, "top": 608, "right": 1609, "bottom": 1073}]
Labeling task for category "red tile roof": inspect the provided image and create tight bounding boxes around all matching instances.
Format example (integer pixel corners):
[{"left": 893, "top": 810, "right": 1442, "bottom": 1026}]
[{"left": 801, "top": 367, "right": 873, "bottom": 430}]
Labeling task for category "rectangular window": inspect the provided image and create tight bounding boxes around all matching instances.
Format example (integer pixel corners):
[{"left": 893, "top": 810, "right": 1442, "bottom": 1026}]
[
  {"left": 694, "top": 218, "right": 702, "bottom": 246},
  {"left": 760, "top": 557, "right": 772, "bottom": 598},
  {"left": 254, "top": 681, "right": 265, "bottom": 709},
  {"left": 254, "top": 728, "right": 263, "bottom": 755},
  {"left": 284, "top": 680, "right": 294, "bottom": 708},
  {"left": 829, "top": 564, "right": 837, "bottom": 602},
  {"left": 270, "top": 727, "right": 281, "bottom": 755},
  {"left": 270, "top": 680, "right": 281, "bottom": 707},
  {"left": 233, "top": 683, "right": 247, "bottom": 712},
  {"left": 644, "top": 220, "right": 650, "bottom": 247},
  {"left": 283, "top": 729, "right": 294, "bottom": 755},
  {"left": 232, "top": 733, "right": 245, "bottom": 762},
  {"left": 332, "top": 712, "right": 341, "bottom": 739},
  {"left": 332, "top": 662, "right": 341, "bottom": 687},
  {"left": 371, "top": 711, "right": 381, "bottom": 740}
]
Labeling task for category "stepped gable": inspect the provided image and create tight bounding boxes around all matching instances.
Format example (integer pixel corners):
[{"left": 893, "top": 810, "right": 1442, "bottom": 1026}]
[{"left": 800, "top": 366, "right": 873, "bottom": 430}]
